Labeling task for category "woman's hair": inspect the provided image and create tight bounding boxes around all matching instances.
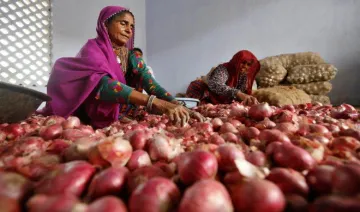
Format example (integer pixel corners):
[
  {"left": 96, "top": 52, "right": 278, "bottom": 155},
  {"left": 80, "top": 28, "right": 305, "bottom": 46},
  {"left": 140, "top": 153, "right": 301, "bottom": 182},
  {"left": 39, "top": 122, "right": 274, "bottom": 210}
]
[
  {"left": 106, "top": 10, "right": 134, "bottom": 25},
  {"left": 133, "top": 47, "right": 143, "bottom": 54}
]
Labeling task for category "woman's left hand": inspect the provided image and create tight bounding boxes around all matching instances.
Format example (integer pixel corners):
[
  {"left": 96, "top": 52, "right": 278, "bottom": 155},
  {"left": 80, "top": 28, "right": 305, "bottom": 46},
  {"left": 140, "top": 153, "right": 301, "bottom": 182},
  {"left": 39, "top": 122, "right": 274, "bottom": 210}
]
[{"left": 171, "top": 100, "right": 205, "bottom": 122}]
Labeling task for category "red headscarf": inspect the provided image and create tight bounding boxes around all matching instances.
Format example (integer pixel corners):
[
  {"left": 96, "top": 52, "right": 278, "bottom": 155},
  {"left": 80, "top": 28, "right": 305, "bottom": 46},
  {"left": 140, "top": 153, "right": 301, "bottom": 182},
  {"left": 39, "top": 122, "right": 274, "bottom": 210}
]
[{"left": 209, "top": 50, "right": 260, "bottom": 104}]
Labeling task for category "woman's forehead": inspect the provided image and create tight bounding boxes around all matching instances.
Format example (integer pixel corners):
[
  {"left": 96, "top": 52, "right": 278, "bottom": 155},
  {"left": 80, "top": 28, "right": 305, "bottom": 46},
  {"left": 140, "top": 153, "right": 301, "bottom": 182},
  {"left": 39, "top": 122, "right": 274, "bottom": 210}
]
[{"left": 113, "top": 13, "right": 134, "bottom": 22}]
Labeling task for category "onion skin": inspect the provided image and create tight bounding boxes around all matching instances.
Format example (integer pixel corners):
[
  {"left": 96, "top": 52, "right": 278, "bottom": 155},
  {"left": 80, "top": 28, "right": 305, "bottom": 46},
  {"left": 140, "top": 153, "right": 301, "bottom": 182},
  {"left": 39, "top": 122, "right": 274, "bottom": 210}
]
[
  {"left": 266, "top": 168, "right": 309, "bottom": 197},
  {"left": 266, "top": 142, "right": 316, "bottom": 171},
  {"left": 62, "top": 116, "right": 81, "bottom": 129},
  {"left": 126, "top": 150, "right": 152, "bottom": 171},
  {"left": 246, "top": 150, "right": 266, "bottom": 167},
  {"left": 215, "top": 144, "right": 245, "bottom": 172},
  {"left": 0, "top": 195, "right": 21, "bottom": 212},
  {"left": 129, "top": 177, "right": 181, "bottom": 212},
  {"left": 27, "top": 193, "right": 87, "bottom": 212},
  {"left": 88, "top": 137, "right": 133, "bottom": 168},
  {"left": 229, "top": 179, "right": 285, "bottom": 212},
  {"left": 248, "top": 103, "right": 274, "bottom": 121},
  {"left": 35, "top": 160, "right": 96, "bottom": 197},
  {"left": 259, "top": 129, "right": 291, "bottom": 145},
  {"left": 306, "top": 165, "right": 335, "bottom": 197},
  {"left": 88, "top": 196, "right": 127, "bottom": 212},
  {"left": 85, "top": 167, "right": 129, "bottom": 201},
  {"left": 332, "top": 163, "right": 360, "bottom": 196},
  {"left": 310, "top": 196, "right": 360, "bottom": 212},
  {"left": 0, "top": 171, "right": 33, "bottom": 202},
  {"left": 178, "top": 179, "right": 234, "bottom": 212},
  {"left": 177, "top": 150, "right": 218, "bottom": 185},
  {"left": 127, "top": 165, "right": 168, "bottom": 193},
  {"left": 39, "top": 124, "right": 63, "bottom": 141},
  {"left": 285, "top": 194, "right": 308, "bottom": 212}
]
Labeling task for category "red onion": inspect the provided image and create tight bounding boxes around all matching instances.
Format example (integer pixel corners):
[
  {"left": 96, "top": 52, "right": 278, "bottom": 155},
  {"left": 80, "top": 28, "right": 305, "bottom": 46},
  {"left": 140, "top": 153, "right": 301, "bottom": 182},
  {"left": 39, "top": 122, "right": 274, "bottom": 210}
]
[
  {"left": 153, "top": 162, "right": 177, "bottom": 178},
  {"left": 14, "top": 136, "right": 46, "bottom": 156},
  {"left": 266, "top": 142, "right": 316, "bottom": 171},
  {"left": 86, "top": 167, "right": 129, "bottom": 201},
  {"left": 239, "top": 127, "right": 260, "bottom": 142},
  {"left": 62, "top": 116, "right": 81, "bottom": 129},
  {"left": 246, "top": 150, "right": 266, "bottom": 167},
  {"left": 275, "top": 122, "right": 299, "bottom": 135},
  {"left": 331, "top": 136, "right": 360, "bottom": 151},
  {"left": 339, "top": 128, "right": 360, "bottom": 141},
  {"left": 254, "top": 118, "right": 276, "bottom": 130},
  {"left": 46, "top": 139, "right": 72, "bottom": 155},
  {"left": 229, "top": 179, "right": 285, "bottom": 212},
  {"left": 332, "top": 163, "right": 360, "bottom": 196},
  {"left": 0, "top": 171, "right": 33, "bottom": 201},
  {"left": 209, "top": 133, "right": 226, "bottom": 145},
  {"left": 39, "top": 124, "right": 63, "bottom": 140},
  {"left": 220, "top": 122, "right": 238, "bottom": 134},
  {"left": 43, "top": 115, "right": 66, "bottom": 126},
  {"left": 248, "top": 102, "right": 274, "bottom": 121},
  {"left": 126, "top": 150, "right": 152, "bottom": 171},
  {"left": 36, "top": 160, "right": 96, "bottom": 197},
  {"left": 220, "top": 132, "right": 239, "bottom": 144},
  {"left": 63, "top": 136, "right": 98, "bottom": 161},
  {"left": 272, "top": 110, "right": 298, "bottom": 123},
  {"left": 306, "top": 165, "right": 335, "bottom": 196},
  {"left": 229, "top": 119, "right": 243, "bottom": 128},
  {"left": 177, "top": 150, "right": 218, "bottom": 185},
  {"left": 88, "top": 136, "right": 132, "bottom": 167},
  {"left": 62, "top": 129, "right": 92, "bottom": 141},
  {"left": 178, "top": 179, "right": 233, "bottom": 212},
  {"left": 215, "top": 144, "right": 245, "bottom": 172},
  {"left": 129, "top": 177, "right": 181, "bottom": 212},
  {"left": 4, "top": 124, "right": 25, "bottom": 140},
  {"left": 127, "top": 165, "right": 168, "bottom": 193},
  {"left": 229, "top": 104, "right": 247, "bottom": 118},
  {"left": 148, "top": 134, "right": 182, "bottom": 162},
  {"left": 310, "top": 195, "right": 360, "bottom": 212},
  {"left": 27, "top": 193, "right": 87, "bottom": 212},
  {"left": 285, "top": 194, "right": 308, "bottom": 212},
  {"left": 75, "top": 125, "right": 95, "bottom": 134},
  {"left": 88, "top": 196, "right": 127, "bottom": 212},
  {"left": 128, "top": 130, "right": 151, "bottom": 150},
  {"left": 211, "top": 118, "right": 224, "bottom": 131},
  {"left": 0, "top": 195, "right": 21, "bottom": 212},
  {"left": 282, "top": 104, "right": 296, "bottom": 113},
  {"left": 265, "top": 168, "right": 309, "bottom": 197},
  {"left": 194, "top": 122, "right": 214, "bottom": 134},
  {"left": 259, "top": 129, "right": 291, "bottom": 145}
]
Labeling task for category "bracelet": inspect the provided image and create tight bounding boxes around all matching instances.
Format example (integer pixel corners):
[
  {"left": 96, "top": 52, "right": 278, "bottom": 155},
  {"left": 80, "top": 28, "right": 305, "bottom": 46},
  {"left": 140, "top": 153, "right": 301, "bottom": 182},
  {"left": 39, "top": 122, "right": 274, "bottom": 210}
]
[{"left": 146, "top": 95, "right": 156, "bottom": 112}]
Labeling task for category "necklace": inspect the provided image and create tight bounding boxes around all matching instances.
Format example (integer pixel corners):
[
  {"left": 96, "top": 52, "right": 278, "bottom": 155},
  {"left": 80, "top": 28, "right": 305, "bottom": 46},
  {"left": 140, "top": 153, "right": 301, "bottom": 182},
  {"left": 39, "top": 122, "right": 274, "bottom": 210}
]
[{"left": 112, "top": 44, "right": 128, "bottom": 74}]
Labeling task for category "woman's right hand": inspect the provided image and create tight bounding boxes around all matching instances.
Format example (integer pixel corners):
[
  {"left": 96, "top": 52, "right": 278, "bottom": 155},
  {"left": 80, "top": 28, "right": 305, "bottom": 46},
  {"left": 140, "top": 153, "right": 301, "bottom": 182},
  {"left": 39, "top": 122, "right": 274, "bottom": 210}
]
[
  {"left": 153, "top": 99, "right": 190, "bottom": 127},
  {"left": 236, "top": 91, "right": 259, "bottom": 106}
]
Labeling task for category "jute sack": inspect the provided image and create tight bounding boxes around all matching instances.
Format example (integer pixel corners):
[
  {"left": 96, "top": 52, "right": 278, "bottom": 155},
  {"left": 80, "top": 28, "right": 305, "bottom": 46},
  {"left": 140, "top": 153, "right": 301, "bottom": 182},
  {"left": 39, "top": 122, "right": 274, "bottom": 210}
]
[
  {"left": 290, "top": 81, "right": 332, "bottom": 95},
  {"left": 286, "top": 64, "right": 337, "bottom": 84},
  {"left": 309, "top": 95, "right": 331, "bottom": 105},
  {"left": 256, "top": 52, "right": 325, "bottom": 87},
  {"left": 253, "top": 86, "right": 312, "bottom": 107}
]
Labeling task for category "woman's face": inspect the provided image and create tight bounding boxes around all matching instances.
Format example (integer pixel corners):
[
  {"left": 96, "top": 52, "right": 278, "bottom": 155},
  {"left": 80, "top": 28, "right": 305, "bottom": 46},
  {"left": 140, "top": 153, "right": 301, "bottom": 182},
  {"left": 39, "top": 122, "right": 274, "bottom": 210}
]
[
  {"left": 107, "top": 12, "right": 134, "bottom": 47},
  {"left": 239, "top": 60, "right": 254, "bottom": 72}
]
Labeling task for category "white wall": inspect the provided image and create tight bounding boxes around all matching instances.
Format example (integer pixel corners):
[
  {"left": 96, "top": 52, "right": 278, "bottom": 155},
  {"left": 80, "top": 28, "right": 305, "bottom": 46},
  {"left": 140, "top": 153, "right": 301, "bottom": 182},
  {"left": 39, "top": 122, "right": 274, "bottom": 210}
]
[
  {"left": 52, "top": 0, "right": 146, "bottom": 62},
  {"left": 146, "top": 0, "right": 360, "bottom": 105}
]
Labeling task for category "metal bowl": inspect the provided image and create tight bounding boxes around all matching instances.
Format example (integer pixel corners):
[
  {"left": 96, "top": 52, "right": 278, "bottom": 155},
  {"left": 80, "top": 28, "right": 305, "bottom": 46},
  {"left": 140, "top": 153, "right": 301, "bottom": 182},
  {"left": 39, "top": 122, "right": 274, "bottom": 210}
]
[{"left": 0, "top": 82, "right": 51, "bottom": 123}]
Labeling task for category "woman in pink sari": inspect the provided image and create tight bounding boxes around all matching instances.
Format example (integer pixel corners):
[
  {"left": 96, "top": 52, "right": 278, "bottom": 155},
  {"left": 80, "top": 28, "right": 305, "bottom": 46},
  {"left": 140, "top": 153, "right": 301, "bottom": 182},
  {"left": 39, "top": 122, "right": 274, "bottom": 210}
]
[{"left": 40, "top": 6, "right": 203, "bottom": 128}]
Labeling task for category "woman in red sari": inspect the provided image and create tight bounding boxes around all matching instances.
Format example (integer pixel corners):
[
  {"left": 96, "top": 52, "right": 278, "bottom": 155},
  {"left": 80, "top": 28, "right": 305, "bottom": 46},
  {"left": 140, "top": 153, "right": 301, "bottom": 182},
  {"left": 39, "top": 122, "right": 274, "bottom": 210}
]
[{"left": 186, "top": 50, "right": 260, "bottom": 105}]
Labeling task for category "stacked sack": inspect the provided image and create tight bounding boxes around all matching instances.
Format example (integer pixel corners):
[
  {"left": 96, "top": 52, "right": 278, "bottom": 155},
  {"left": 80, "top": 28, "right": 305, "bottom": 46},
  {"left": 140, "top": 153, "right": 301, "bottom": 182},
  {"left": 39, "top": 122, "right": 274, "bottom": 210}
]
[{"left": 256, "top": 52, "right": 337, "bottom": 104}]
